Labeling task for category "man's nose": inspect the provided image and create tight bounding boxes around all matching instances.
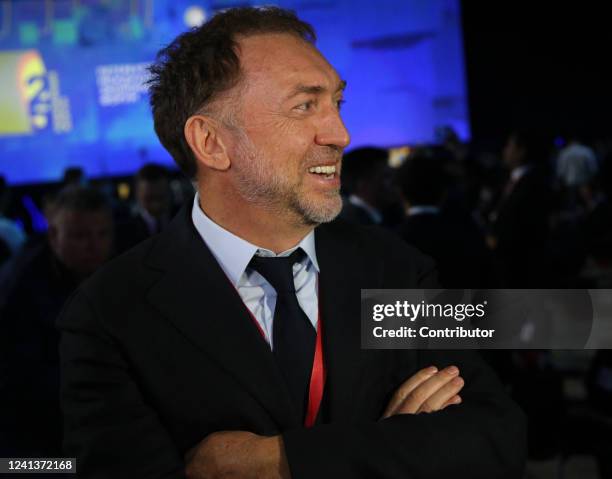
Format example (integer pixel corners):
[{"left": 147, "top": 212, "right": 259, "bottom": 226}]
[{"left": 315, "top": 108, "right": 351, "bottom": 149}]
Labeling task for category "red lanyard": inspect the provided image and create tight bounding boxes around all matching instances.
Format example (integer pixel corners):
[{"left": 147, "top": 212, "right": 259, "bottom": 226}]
[
  {"left": 305, "top": 308, "right": 325, "bottom": 427},
  {"left": 238, "top": 282, "right": 326, "bottom": 428}
]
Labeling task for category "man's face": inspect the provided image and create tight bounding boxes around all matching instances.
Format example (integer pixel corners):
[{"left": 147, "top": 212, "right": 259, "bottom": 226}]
[
  {"left": 48, "top": 209, "right": 114, "bottom": 277},
  {"left": 223, "top": 33, "right": 350, "bottom": 225},
  {"left": 136, "top": 179, "right": 170, "bottom": 219}
]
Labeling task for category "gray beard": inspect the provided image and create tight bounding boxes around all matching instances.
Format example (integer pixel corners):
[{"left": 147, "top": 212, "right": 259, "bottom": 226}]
[{"left": 232, "top": 130, "right": 343, "bottom": 226}]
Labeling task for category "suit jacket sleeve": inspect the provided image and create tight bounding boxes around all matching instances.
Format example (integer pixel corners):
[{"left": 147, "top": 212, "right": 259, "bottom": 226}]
[
  {"left": 282, "top": 235, "right": 527, "bottom": 479},
  {"left": 58, "top": 289, "right": 186, "bottom": 479},
  {"left": 283, "top": 349, "right": 526, "bottom": 478}
]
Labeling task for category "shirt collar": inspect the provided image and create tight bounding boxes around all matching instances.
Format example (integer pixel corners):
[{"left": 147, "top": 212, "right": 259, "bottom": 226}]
[{"left": 191, "top": 193, "right": 319, "bottom": 287}]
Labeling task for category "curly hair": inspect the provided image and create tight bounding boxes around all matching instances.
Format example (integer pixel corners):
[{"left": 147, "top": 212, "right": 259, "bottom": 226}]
[{"left": 147, "top": 7, "right": 316, "bottom": 178}]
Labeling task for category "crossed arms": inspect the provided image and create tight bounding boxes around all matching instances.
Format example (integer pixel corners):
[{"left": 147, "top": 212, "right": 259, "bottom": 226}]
[
  {"left": 184, "top": 365, "right": 467, "bottom": 478},
  {"left": 59, "top": 291, "right": 526, "bottom": 479}
]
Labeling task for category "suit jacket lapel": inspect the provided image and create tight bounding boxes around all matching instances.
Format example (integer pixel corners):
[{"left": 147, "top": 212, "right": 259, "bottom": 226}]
[{"left": 144, "top": 205, "right": 299, "bottom": 430}]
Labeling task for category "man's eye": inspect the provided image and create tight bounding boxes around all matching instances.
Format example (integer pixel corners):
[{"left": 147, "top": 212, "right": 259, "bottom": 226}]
[{"left": 295, "top": 101, "right": 314, "bottom": 112}]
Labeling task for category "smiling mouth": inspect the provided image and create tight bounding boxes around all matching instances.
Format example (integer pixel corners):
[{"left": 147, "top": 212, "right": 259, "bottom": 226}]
[{"left": 308, "top": 164, "right": 337, "bottom": 180}]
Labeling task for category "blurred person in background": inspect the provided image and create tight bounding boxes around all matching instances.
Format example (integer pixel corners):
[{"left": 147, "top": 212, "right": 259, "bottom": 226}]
[
  {"left": 0, "top": 186, "right": 114, "bottom": 457},
  {"left": 116, "top": 162, "right": 173, "bottom": 253},
  {"left": 437, "top": 127, "right": 493, "bottom": 224},
  {"left": 547, "top": 171, "right": 612, "bottom": 287},
  {"left": 61, "top": 167, "right": 87, "bottom": 189},
  {"left": 485, "top": 133, "right": 575, "bottom": 464},
  {"left": 581, "top": 176, "right": 612, "bottom": 266},
  {"left": 556, "top": 134, "right": 598, "bottom": 197},
  {"left": 488, "top": 129, "right": 553, "bottom": 287},
  {"left": 397, "top": 148, "right": 494, "bottom": 288},
  {"left": 338, "top": 147, "right": 402, "bottom": 227}
]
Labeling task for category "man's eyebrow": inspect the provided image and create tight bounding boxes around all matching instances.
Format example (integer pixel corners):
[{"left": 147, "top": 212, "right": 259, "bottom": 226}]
[{"left": 285, "top": 79, "right": 347, "bottom": 100}]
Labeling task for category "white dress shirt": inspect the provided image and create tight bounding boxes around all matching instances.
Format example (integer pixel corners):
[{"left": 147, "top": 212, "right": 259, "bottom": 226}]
[{"left": 191, "top": 194, "right": 319, "bottom": 349}]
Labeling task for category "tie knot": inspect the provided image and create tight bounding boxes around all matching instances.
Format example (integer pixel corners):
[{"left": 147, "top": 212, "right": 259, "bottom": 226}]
[{"left": 248, "top": 248, "right": 305, "bottom": 295}]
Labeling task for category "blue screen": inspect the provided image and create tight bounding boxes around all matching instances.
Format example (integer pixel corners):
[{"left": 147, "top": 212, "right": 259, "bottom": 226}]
[{"left": 0, "top": 0, "right": 469, "bottom": 184}]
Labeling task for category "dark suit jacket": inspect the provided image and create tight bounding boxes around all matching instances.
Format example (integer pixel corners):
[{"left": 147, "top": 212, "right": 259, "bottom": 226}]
[
  {"left": 57, "top": 204, "right": 526, "bottom": 478},
  {"left": 1, "top": 242, "right": 77, "bottom": 456},
  {"left": 493, "top": 167, "right": 552, "bottom": 286}
]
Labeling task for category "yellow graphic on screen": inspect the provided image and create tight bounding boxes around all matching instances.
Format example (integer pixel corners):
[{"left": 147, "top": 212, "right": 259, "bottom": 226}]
[{"left": 0, "top": 50, "right": 52, "bottom": 135}]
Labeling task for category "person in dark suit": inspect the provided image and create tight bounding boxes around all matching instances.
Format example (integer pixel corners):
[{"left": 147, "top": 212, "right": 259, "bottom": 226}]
[
  {"left": 116, "top": 163, "right": 173, "bottom": 254},
  {"left": 338, "top": 147, "right": 398, "bottom": 226},
  {"left": 490, "top": 130, "right": 553, "bottom": 287},
  {"left": 58, "top": 7, "right": 526, "bottom": 478},
  {"left": 0, "top": 186, "right": 113, "bottom": 457},
  {"left": 397, "top": 148, "right": 495, "bottom": 288}
]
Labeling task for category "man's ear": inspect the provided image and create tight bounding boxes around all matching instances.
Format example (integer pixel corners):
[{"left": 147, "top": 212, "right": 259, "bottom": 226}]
[{"left": 184, "top": 115, "right": 231, "bottom": 171}]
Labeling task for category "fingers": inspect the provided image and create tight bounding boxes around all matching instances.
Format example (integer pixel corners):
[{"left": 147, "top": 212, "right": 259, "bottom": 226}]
[
  {"left": 441, "top": 394, "right": 462, "bottom": 409},
  {"left": 417, "top": 376, "right": 464, "bottom": 413},
  {"left": 386, "top": 366, "right": 465, "bottom": 417},
  {"left": 397, "top": 366, "right": 462, "bottom": 415},
  {"left": 382, "top": 366, "right": 438, "bottom": 419}
]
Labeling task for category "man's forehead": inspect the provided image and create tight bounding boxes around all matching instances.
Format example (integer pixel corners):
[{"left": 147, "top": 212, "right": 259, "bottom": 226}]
[{"left": 237, "top": 33, "right": 341, "bottom": 91}]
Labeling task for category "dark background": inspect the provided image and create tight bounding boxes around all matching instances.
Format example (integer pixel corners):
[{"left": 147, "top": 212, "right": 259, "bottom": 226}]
[{"left": 462, "top": 3, "right": 612, "bottom": 146}]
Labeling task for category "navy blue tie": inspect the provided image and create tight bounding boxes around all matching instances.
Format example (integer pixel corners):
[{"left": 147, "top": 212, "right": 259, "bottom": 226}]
[{"left": 248, "top": 249, "right": 316, "bottom": 421}]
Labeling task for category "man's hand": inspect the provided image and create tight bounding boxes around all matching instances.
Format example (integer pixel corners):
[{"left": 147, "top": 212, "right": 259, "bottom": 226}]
[
  {"left": 184, "top": 431, "right": 291, "bottom": 479},
  {"left": 382, "top": 365, "right": 464, "bottom": 419},
  {"left": 184, "top": 366, "right": 463, "bottom": 476}
]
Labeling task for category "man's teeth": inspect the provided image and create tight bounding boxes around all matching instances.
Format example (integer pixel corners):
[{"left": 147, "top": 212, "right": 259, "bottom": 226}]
[{"left": 308, "top": 165, "right": 336, "bottom": 174}]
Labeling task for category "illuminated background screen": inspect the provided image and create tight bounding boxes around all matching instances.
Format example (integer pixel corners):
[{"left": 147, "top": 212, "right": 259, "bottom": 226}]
[{"left": 0, "top": 0, "right": 469, "bottom": 185}]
